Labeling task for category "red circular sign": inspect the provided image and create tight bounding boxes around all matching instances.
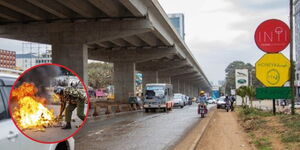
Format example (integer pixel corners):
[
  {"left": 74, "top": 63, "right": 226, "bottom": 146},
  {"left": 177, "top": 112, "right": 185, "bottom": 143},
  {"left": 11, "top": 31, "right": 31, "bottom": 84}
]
[{"left": 254, "top": 19, "right": 290, "bottom": 53}]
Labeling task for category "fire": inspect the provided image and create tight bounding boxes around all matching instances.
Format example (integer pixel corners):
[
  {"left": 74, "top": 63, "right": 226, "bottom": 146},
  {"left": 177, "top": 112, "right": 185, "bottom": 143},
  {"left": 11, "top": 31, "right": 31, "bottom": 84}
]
[
  {"left": 12, "top": 82, "right": 56, "bottom": 131},
  {"left": 52, "top": 93, "right": 60, "bottom": 103}
]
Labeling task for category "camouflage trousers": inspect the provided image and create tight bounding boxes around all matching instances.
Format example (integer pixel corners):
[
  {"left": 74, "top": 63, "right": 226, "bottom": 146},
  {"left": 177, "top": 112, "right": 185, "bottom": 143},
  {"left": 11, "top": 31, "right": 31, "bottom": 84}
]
[{"left": 65, "top": 100, "right": 85, "bottom": 122}]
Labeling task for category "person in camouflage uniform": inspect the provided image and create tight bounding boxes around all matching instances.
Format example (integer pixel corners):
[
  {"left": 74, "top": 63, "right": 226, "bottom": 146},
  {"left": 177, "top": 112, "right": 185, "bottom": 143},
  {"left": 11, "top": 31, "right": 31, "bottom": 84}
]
[{"left": 55, "top": 86, "right": 86, "bottom": 129}]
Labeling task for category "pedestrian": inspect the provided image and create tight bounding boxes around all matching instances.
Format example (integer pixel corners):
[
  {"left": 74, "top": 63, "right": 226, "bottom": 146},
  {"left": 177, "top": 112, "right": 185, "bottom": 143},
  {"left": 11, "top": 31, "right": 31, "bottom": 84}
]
[{"left": 55, "top": 86, "right": 86, "bottom": 129}]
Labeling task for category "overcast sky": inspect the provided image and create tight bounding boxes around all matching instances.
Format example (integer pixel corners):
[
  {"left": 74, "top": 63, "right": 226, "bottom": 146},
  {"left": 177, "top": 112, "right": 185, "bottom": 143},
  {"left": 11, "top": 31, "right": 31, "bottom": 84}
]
[
  {"left": 0, "top": 0, "right": 291, "bottom": 84},
  {"left": 159, "top": 0, "right": 290, "bottom": 84}
]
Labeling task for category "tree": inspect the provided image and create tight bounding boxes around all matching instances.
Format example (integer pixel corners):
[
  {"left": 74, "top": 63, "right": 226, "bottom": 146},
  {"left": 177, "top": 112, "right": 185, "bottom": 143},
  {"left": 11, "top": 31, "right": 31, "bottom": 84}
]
[
  {"left": 224, "top": 61, "right": 262, "bottom": 94},
  {"left": 236, "top": 86, "right": 247, "bottom": 107},
  {"left": 246, "top": 86, "right": 256, "bottom": 107},
  {"left": 88, "top": 62, "right": 113, "bottom": 89}
]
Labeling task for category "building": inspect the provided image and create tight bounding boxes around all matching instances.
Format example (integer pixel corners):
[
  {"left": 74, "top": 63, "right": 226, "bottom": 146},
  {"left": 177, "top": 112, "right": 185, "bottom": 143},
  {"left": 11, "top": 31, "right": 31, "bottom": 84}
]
[
  {"left": 295, "top": 0, "right": 300, "bottom": 98},
  {"left": 16, "top": 50, "right": 52, "bottom": 70},
  {"left": 16, "top": 53, "right": 37, "bottom": 70},
  {"left": 168, "top": 13, "right": 185, "bottom": 40},
  {"left": 36, "top": 50, "right": 52, "bottom": 64},
  {"left": 0, "top": 49, "right": 16, "bottom": 69}
]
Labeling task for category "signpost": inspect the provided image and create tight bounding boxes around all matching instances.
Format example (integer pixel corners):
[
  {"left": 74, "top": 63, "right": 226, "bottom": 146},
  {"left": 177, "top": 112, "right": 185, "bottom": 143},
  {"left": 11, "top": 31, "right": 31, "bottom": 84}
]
[
  {"left": 254, "top": 19, "right": 291, "bottom": 115},
  {"left": 255, "top": 53, "right": 291, "bottom": 87},
  {"left": 254, "top": 19, "right": 290, "bottom": 53},
  {"left": 256, "top": 87, "right": 292, "bottom": 99}
]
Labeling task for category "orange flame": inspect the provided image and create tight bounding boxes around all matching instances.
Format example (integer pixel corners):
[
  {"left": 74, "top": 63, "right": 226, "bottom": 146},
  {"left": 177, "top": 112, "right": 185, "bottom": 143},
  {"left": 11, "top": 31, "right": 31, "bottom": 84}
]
[{"left": 12, "top": 82, "right": 56, "bottom": 130}]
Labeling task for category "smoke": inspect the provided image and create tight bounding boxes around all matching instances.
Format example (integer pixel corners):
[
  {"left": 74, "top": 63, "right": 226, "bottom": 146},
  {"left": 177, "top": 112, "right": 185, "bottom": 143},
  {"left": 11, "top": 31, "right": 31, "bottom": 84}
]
[{"left": 16, "top": 65, "right": 61, "bottom": 101}]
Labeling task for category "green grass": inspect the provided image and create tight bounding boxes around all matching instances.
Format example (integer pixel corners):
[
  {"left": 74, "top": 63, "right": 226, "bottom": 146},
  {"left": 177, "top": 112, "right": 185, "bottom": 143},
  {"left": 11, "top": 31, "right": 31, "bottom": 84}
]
[
  {"left": 253, "top": 137, "right": 272, "bottom": 150},
  {"left": 238, "top": 107, "right": 273, "bottom": 119},
  {"left": 279, "top": 114, "right": 300, "bottom": 143}
]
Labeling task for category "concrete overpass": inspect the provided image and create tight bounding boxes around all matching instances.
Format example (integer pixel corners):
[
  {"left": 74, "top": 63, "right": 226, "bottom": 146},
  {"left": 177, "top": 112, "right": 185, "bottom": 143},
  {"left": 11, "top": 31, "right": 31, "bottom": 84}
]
[{"left": 0, "top": 0, "right": 212, "bottom": 103}]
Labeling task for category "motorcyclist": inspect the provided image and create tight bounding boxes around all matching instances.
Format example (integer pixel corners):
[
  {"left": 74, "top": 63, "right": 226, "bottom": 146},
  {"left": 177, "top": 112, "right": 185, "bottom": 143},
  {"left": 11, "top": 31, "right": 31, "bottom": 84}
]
[
  {"left": 230, "top": 95, "right": 236, "bottom": 111},
  {"left": 224, "top": 95, "right": 231, "bottom": 110},
  {"left": 197, "top": 91, "right": 208, "bottom": 114}
]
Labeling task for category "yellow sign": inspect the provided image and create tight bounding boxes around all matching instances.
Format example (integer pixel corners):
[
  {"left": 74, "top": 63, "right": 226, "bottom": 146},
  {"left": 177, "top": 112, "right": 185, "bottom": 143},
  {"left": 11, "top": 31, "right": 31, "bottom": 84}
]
[{"left": 255, "top": 53, "right": 290, "bottom": 87}]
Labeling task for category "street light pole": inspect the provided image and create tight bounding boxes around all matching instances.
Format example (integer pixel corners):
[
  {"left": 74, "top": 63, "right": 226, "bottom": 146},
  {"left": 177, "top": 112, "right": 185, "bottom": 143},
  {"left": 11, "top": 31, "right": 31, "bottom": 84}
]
[{"left": 290, "top": 0, "right": 295, "bottom": 115}]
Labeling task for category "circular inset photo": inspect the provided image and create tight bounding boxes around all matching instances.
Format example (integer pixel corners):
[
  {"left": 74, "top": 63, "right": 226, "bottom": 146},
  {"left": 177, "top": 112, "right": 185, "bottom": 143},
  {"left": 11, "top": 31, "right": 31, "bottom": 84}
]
[{"left": 8, "top": 63, "right": 90, "bottom": 144}]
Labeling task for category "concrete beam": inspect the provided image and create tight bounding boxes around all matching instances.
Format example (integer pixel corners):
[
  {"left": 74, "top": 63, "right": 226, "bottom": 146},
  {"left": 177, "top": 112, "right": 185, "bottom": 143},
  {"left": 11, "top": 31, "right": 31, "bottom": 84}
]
[
  {"left": 159, "top": 66, "right": 196, "bottom": 77},
  {"left": 137, "top": 32, "right": 161, "bottom": 47},
  {"left": 122, "top": 35, "right": 146, "bottom": 47},
  {"left": 88, "top": 0, "right": 122, "bottom": 17},
  {"left": 88, "top": 47, "right": 177, "bottom": 62},
  {"left": 0, "top": 18, "right": 153, "bottom": 44},
  {"left": 25, "top": 0, "right": 71, "bottom": 18},
  {"left": 119, "top": 0, "right": 147, "bottom": 17},
  {"left": 0, "top": 0, "right": 46, "bottom": 20},
  {"left": 171, "top": 72, "right": 201, "bottom": 80},
  {"left": 57, "top": 0, "right": 100, "bottom": 18},
  {"left": 136, "top": 59, "right": 188, "bottom": 72}
]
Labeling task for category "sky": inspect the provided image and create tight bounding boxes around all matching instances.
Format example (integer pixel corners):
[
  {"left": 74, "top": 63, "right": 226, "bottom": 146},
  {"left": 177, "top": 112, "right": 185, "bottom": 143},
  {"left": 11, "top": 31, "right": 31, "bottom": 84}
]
[
  {"left": 0, "top": 0, "right": 291, "bottom": 84},
  {"left": 158, "top": 0, "right": 290, "bottom": 85}
]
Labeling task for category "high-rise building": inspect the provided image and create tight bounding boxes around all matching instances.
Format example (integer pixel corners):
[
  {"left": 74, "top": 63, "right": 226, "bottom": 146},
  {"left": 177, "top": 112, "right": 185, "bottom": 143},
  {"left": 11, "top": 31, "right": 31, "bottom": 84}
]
[
  {"left": 168, "top": 13, "right": 185, "bottom": 40},
  {"left": 16, "top": 53, "right": 37, "bottom": 70},
  {"left": 0, "top": 49, "right": 16, "bottom": 69},
  {"left": 16, "top": 50, "right": 52, "bottom": 70}
]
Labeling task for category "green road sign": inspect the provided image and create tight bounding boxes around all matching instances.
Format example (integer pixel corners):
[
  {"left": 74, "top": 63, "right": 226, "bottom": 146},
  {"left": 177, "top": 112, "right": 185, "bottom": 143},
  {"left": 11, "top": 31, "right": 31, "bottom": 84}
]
[{"left": 256, "top": 87, "right": 291, "bottom": 99}]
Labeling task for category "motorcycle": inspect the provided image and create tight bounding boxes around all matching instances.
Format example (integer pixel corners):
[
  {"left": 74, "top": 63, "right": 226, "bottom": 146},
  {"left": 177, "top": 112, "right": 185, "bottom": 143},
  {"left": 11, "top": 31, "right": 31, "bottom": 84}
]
[
  {"left": 198, "top": 103, "right": 206, "bottom": 118},
  {"left": 225, "top": 102, "right": 231, "bottom": 112}
]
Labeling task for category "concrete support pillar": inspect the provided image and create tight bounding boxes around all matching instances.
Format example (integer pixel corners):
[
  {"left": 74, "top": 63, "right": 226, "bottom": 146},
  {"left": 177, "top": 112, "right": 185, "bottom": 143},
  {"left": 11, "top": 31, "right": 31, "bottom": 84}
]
[
  {"left": 172, "top": 79, "right": 180, "bottom": 93},
  {"left": 51, "top": 37, "right": 88, "bottom": 83},
  {"left": 113, "top": 62, "right": 136, "bottom": 103},
  {"left": 184, "top": 82, "right": 189, "bottom": 95},
  {"left": 179, "top": 80, "right": 185, "bottom": 94},
  {"left": 142, "top": 71, "right": 158, "bottom": 91}
]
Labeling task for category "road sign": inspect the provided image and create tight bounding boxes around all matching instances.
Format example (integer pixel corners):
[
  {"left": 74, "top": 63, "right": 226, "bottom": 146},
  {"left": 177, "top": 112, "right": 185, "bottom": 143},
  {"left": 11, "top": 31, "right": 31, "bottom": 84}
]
[
  {"left": 254, "top": 19, "right": 290, "bottom": 53},
  {"left": 255, "top": 53, "right": 290, "bottom": 87},
  {"left": 256, "top": 87, "right": 291, "bottom": 99},
  {"left": 235, "top": 69, "right": 248, "bottom": 88}
]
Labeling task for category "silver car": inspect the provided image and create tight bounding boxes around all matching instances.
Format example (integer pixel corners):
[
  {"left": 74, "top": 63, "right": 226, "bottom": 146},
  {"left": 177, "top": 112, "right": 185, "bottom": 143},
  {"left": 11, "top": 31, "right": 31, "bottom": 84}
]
[
  {"left": 0, "top": 71, "right": 74, "bottom": 150},
  {"left": 173, "top": 93, "right": 185, "bottom": 108}
]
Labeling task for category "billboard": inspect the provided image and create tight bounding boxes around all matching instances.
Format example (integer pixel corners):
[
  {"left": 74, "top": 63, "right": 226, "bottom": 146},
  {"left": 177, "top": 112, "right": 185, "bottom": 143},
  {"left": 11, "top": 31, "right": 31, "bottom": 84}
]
[{"left": 235, "top": 69, "right": 249, "bottom": 89}]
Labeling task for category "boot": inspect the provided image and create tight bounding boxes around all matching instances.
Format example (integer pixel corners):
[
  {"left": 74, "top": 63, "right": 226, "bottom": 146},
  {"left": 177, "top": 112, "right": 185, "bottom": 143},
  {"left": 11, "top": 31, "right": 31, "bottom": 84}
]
[{"left": 62, "top": 122, "right": 71, "bottom": 129}]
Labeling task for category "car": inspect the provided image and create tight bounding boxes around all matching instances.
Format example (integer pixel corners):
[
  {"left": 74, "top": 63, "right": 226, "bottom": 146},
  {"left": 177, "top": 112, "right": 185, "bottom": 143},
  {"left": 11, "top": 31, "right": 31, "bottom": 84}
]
[
  {"left": 207, "top": 98, "right": 216, "bottom": 104},
  {"left": 0, "top": 69, "right": 75, "bottom": 150},
  {"left": 173, "top": 93, "right": 185, "bottom": 108},
  {"left": 216, "top": 97, "right": 226, "bottom": 109},
  {"left": 288, "top": 101, "right": 300, "bottom": 109}
]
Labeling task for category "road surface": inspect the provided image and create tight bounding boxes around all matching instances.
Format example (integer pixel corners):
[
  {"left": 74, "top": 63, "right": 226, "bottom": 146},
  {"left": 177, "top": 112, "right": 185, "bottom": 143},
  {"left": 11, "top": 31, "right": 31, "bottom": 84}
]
[
  {"left": 23, "top": 105, "right": 88, "bottom": 142},
  {"left": 74, "top": 104, "right": 214, "bottom": 150}
]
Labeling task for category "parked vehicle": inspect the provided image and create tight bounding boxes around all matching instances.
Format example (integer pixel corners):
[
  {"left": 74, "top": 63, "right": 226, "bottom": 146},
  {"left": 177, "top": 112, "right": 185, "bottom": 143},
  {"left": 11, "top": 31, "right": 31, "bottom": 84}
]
[
  {"left": 207, "top": 98, "right": 216, "bottom": 104},
  {"left": 173, "top": 93, "right": 185, "bottom": 108},
  {"left": 216, "top": 97, "right": 226, "bottom": 109},
  {"left": 0, "top": 69, "right": 75, "bottom": 150},
  {"left": 143, "top": 83, "right": 174, "bottom": 112}
]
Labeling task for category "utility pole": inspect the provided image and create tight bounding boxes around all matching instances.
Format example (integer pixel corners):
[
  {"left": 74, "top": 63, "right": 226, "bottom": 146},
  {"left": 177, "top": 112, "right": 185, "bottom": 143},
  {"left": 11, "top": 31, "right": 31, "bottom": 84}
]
[{"left": 290, "top": 0, "right": 295, "bottom": 115}]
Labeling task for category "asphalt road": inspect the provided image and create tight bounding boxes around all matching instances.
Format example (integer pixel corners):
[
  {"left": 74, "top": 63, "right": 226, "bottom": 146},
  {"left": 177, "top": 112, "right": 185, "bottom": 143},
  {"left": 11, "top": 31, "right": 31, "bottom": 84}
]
[
  {"left": 24, "top": 105, "right": 88, "bottom": 143},
  {"left": 74, "top": 103, "right": 214, "bottom": 150}
]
